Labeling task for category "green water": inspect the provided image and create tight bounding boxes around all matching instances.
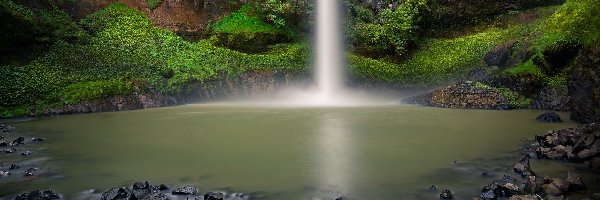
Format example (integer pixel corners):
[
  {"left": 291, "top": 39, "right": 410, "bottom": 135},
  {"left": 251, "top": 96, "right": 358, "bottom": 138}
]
[{"left": 1, "top": 105, "right": 580, "bottom": 199}]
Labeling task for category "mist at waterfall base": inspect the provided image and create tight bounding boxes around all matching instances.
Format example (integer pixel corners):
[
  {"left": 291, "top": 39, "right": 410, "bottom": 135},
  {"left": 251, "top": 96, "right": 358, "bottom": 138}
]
[{"left": 215, "top": 0, "right": 406, "bottom": 107}]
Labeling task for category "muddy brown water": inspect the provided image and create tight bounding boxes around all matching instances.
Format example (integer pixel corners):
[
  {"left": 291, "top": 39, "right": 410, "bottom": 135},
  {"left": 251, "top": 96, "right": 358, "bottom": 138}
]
[{"left": 1, "top": 104, "right": 593, "bottom": 199}]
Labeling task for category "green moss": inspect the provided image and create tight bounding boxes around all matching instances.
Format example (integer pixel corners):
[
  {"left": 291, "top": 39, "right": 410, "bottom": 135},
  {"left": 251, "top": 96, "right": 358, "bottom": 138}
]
[
  {"left": 213, "top": 4, "right": 282, "bottom": 34},
  {"left": 147, "top": 0, "right": 163, "bottom": 10},
  {"left": 348, "top": 28, "right": 508, "bottom": 86},
  {"left": 473, "top": 82, "right": 532, "bottom": 108},
  {"left": 58, "top": 79, "right": 134, "bottom": 104},
  {"left": 504, "top": 60, "right": 545, "bottom": 79}
]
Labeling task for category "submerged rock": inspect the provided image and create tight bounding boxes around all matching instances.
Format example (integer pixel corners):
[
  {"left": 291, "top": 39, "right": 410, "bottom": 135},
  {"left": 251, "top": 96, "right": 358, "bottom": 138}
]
[
  {"left": 9, "top": 163, "right": 21, "bottom": 170},
  {"left": 24, "top": 168, "right": 39, "bottom": 176},
  {"left": 2, "top": 125, "right": 15, "bottom": 133},
  {"left": 15, "top": 190, "right": 61, "bottom": 200},
  {"left": 21, "top": 151, "right": 32, "bottom": 156},
  {"left": 203, "top": 191, "right": 224, "bottom": 200},
  {"left": 101, "top": 187, "right": 133, "bottom": 200},
  {"left": 536, "top": 112, "right": 562, "bottom": 122},
  {"left": 172, "top": 186, "right": 198, "bottom": 195},
  {"left": 439, "top": 189, "right": 454, "bottom": 199},
  {"left": 0, "top": 141, "right": 7, "bottom": 146},
  {"left": 3, "top": 148, "right": 16, "bottom": 154},
  {"left": 11, "top": 136, "right": 25, "bottom": 146},
  {"left": 32, "top": 137, "right": 45, "bottom": 142}
]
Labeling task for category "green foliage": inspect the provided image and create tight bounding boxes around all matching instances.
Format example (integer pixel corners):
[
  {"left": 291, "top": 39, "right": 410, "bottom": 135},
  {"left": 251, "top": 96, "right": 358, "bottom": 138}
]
[
  {"left": 147, "top": 0, "right": 163, "bottom": 10},
  {"left": 212, "top": 4, "right": 287, "bottom": 52},
  {"left": 0, "top": 0, "right": 34, "bottom": 20},
  {"left": 59, "top": 79, "right": 133, "bottom": 104},
  {"left": 249, "top": 0, "right": 313, "bottom": 30},
  {"left": 213, "top": 4, "right": 282, "bottom": 34},
  {"left": 473, "top": 82, "right": 532, "bottom": 108},
  {"left": 497, "top": 88, "right": 533, "bottom": 108},
  {"left": 348, "top": 28, "right": 507, "bottom": 86},
  {"left": 543, "top": 0, "right": 600, "bottom": 47},
  {"left": 504, "top": 60, "right": 545, "bottom": 79},
  {"left": 350, "top": 0, "right": 427, "bottom": 56}
]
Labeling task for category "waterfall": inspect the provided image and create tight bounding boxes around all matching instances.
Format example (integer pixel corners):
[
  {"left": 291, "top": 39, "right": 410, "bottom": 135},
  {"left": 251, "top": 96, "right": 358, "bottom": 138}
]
[{"left": 314, "top": 0, "right": 345, "bottom": 104}]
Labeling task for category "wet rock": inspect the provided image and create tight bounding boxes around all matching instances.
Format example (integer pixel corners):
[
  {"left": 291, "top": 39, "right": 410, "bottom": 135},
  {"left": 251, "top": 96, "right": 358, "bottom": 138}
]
[
  {"left": 578, "top": 149, "right": 593, "bottom": 160},
  {"left": 101, "top": 187, "right": 133, "bottom": 200},
  {"left": 525, "top": 175, "right": 537, "bottom": 193},
  {"left": 15, "top": 190, "right": 61, "bottom": 200},
  {"left": 11, "top": 136, "right": 25, "bottom": 146},
  {"left": 133, "top": 181, "right": 150, "bottom": 190},
  {"left": 514, "top": 156, "right": 535, "bottom": 177},
  {"left": 566, "top": 171, "right": 585, "bottom": 190},
  {"left": 141, "top": 192, "right": 168, "bottom": 200},
  {"left": 479, "top": 183, "right": 517, "bottom": 199},
  {"left": 439, "top": 189, "right": 454, "bottom": 199},
  {"left": 417, "top": 82, "right": 510, "bottom": 110},
  {"left": 531, "top": 86, "right": 570, "bottom": 111},
  {"left": 536, "top": 112, "right": 562, "bottom": 122},
  {"left": 2, "top": 125, "right": 15, "bottom": 133},
  {"left": 3, "top": 148, "right": 16, "bottom": 153},
  {"left": 24, "top": 168, "right": 39, "bottom": 176},
  {"left": 509, "top": 195, "right": 538, "bottom": 200},
  {"left": 229, "top": 193, "right": 250, "bottom": 200},
  {"left": 204, "top": 191, "right": 224, "bottom": 200},
  {"left": 0, "top": 141, "right": 7, "bottom": 146},
  {"left": 542, "top": 40, "right": 581, "bottom": 76},
  {"left": 21, "top": 151, "right": 32, "bottom": 156},
  {"left": 542, "top": 177, "right": 570, "bottom": 196},
  {"left": 32, "top": 137, "right": 45, "bottom": 142},
  {"left": 0, "top": 170, "right": 10, "bottom": 177},
  {"left": 9, "top": 163, "right": 20, "bottom": 170},
  {"left": 172, "top": 186, "right": 198, "bottom": 195}
]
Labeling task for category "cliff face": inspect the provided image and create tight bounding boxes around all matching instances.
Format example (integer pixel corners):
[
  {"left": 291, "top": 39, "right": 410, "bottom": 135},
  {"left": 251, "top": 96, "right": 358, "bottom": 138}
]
[{"left": 69, "top": 0, "right": 233, "bottom": 38}]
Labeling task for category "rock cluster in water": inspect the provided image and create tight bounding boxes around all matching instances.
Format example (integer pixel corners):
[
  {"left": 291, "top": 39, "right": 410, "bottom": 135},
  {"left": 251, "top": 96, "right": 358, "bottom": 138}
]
[
  {"left": 0, "top": 125, "right": 47, "bottom": 180},
  {"left": 100, "top": 181, "right": 251, "bottom": 200}
]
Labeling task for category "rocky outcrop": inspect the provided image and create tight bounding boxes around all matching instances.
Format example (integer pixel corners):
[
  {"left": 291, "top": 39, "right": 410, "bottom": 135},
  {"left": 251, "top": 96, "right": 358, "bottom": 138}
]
[
  {"left": 407, "top": 82, "right": 510, "bottom": 109},
  {"left": 68, "top": 0, "right": 234, "bottom": 39},
  {"left": 569, "top": 46, "right": 600, "bottom": 124},
  {"left": 99, "top": 181, "right": 250, "bottom": 200},
  {"left": 531, "top": 86, "right": 570, "bottom": 111},
  {"left": 536, "top": 111, "right": 562, "bottom": 123},
  {"left": 44, "top": 92, "right": 177, "bottom": 115},
  {"left": 534, "top": 123, "right": 599, "bottom": 161},
  {"left": 484, "top": 40, "right": 517, "bottom": 69}
]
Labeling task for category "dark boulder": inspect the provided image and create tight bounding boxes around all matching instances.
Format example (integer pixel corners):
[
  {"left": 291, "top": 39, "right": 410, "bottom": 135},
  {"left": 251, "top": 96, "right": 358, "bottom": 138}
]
[
  {"left": 21, "top": 151, "right": 32, "bottom": 156},
  {"left": 439, "top": 189, "right": 454, "bottom": 199},
  {"left": 525, "top": 175, "right": 537, "bottom": 193},
  {"left": 133, "top": 181, "right": 150, "bottom": 190},
  {"left": 566, "top": 171, "right": 585, "bottom": 190},
  {"left": 531, "top": 86, "right": 570, "bottom": 111},
  {"left": 32, "top": 138, "right": 45, "bottom": 142},
  {"left": 536, "top": 112, "right": 562, "bottom": 122},
  {"left": 0, "top": 170, "right": 10, "bottom": 177},
  {"left": 9, "top": 163, "right": 21, "bottom": 170},
  {"left": 334, "top": 196, "right": 344, "bottom": 200},
  {"left": 172, "top": 186, "right": 198, "bottom": 195},
  {"left": 485, "top": 41, "right": 517, "bottom": 69},
  {"left": 24, "top": 168, "right": 39, "bottom": 176},
  {"left": 569, "top": 46, "right": 600, "bottom": 124},
  {"left": 3, "top": 148, "right": 16, "bottom": 153},
  {"left": 203, "top": 192, "right": 224, "bottom": 200},
  {"left": 157, "top": 184, "right": 170, "bottom": 191},
  {"left": 15, "top": 190, "right": 61, "bottom": 200},
  {"left": 0, "top": 141, "right": 7, "bottom": 146},
  {"left": 11, "top": 136, "right": 25, "bottom": 146},
  {"left": 479, "top": 183, "right": 519, "bottom": 199},
  {"left": 101, "top": 187, "right": 133, "bottom": 200},
  {"left": 542, "top": 177, "right": 570, "bottom": 196}
]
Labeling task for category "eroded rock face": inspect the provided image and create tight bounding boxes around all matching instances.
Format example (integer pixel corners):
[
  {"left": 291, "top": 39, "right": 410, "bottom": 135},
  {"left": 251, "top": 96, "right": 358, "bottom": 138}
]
[
  {"left": 569, "top": 46, "right": 600, "bottom": 124},
  {"left": 416, "top": 82, "right": 510, "bottom": 109},
  {"left": 485, "top": 41, "right": 517, "bottom": 69}
]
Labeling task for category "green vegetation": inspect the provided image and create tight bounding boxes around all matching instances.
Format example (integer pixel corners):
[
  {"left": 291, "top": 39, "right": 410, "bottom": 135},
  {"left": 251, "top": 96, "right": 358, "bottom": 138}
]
[
  {"left": 348, "top": 27, "right": 508, "bottom": 86},
  {"left": 212, "top": 4, "right": 287, "bottom": 52},
  {"left": 0, "top": 3, "right": 307, "bottom": 118},
  {"left": 473, "top": 82, "right": 533, "bottom": 108},
  {"left": 350, "top": 0, "right": 427, "bottom": 57}
]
